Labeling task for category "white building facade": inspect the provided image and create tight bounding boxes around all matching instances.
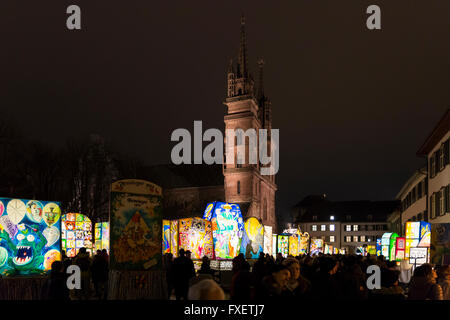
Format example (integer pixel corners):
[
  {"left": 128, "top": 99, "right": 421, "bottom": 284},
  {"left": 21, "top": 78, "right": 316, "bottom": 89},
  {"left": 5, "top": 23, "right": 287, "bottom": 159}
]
[{"left": 417, "top": 109, "right": 450, "bottom": 224}]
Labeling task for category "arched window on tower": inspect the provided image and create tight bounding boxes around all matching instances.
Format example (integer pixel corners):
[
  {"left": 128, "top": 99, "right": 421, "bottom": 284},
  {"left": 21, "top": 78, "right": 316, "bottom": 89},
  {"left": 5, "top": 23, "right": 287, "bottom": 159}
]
[
  {"left": 237, "top": 181, "right": 241, "bottom": 195},
  {"left": 263, "top": 198, "right": 267, "bottom": 221},
  {"left": 236, "top": 130, "right": 243, "bottom": 145}
]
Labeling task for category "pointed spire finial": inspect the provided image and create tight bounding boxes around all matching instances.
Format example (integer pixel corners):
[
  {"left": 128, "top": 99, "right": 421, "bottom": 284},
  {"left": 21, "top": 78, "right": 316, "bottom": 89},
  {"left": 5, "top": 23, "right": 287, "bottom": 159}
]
[
  {"left": 228, "top": 59, "right": 234, "bottom": 73},
  {"left": 238, "top": 14, "right": 248, "bottom": 79},
  {"left": 257, "top": 58, "right": 265, "bottom": 100}
]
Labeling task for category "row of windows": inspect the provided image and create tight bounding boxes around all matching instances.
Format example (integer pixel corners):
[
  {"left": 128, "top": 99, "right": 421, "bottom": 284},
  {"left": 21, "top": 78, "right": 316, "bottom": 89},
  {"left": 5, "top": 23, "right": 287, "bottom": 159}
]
[
  {"left": 311, "top": 224, "right": 335, "bottom": 232},
  {"left": 401, "top": 179, "right": 427, "bottom": 211},
  {"left": 345, "top": 224, "right": 387, "bottom": 232},
  {"left": 310, "top": 224, "right": 387, "bottom": 232},
  {"left": 430, "top": 186, "right": 450, "bottom": 219},
  {"left": 344, "top": 235, "right": 377, "bottom": 243},
  {"left": 430, "top": 139, "right": 450, "bottom": 178}
]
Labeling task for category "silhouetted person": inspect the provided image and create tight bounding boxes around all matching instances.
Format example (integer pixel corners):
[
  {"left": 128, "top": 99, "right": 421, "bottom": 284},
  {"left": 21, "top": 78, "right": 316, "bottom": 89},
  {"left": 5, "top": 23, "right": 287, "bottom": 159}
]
[
  {"left": 231, "top": 257, "right": 252, "bottom": 300},
  {"left": 74, "top": 247, "right": 92, "bottom": 300},
  {"left": 61, "top": 250, "right": 72, "bottom": 273},
  {"left": 255, "top": 264, "right": 291, "bottom": 299},
  {"left": 370, "top": 268, "right": 405, "bottom": 300},
  {"left": 311, "top": 257, "right": 339, "bottom": 300},
  {"left": 198, "top": 256, "right": 214, "bottom": 276},
  {"left": 91, "top": 250, "right": 108, "bottom": 299},
  {"left": 163, "top": 253, "right": 174, "bottom": 299},
  {"left": 275, "top": 253, "right": 284, "bottom": 265},
  {"left": 42, "top": 261, "right": 70, "bottom": 300},
  {"left": 252, "top": 252, "right": 267, "bottom": 284},
  {"left": 172, "top": 249, "right": 195, "bottom": 300},
  {"left": 338, "top": 255, "right": 367, "bottom": 300},
  {"left": 408, "top": 264, "right": 443, "bottom": 300}
]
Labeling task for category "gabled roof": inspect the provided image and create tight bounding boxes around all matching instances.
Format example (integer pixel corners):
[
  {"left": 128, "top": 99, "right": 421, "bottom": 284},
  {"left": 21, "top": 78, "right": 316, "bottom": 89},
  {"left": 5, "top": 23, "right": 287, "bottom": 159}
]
[
  {"left": 293, "top": 195, "right": 400, "bottom": 223},
  {"left": 417, "top": 109, "right": 450, "bottom": 156},
  {"left": 395, "top": 166, "right": 427, "bottom": 200}
]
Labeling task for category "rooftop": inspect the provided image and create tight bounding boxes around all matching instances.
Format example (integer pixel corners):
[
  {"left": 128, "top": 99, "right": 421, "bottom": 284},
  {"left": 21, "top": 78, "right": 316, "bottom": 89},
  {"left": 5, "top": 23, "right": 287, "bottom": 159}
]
[
  {"left": 417, "top": 109, "right": 450, "bottom": 156},
  {"left": 293, "top": 195, "right": 400, "bottom": 223}
]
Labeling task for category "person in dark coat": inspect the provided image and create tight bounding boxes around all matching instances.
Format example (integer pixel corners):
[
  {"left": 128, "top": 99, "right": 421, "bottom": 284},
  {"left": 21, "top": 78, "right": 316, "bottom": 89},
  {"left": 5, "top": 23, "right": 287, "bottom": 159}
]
[
  {"left": 231, "top": 258, "right": 252, "bottom": 300},
  {"left": 311, "top": 257, "right": 340, "bottom": 300},
  {"left": 370, "top": 268, "right": 405, "bottom": 300},
  {"left": 407, "top": 264, "right": 443, "bottom": 300},
  {"left": 198, "top": 256, "right": 214, "bottom": 276},
  {"left": 42, "top": 261, "right": 70, "bottom": 300},
  {"left": 91, "top": 250, "right": 109, "bottom": 299},
  {"left": 255, "top": 264, "right": 291, "bottom": 300},
  {"left": 163, "top": 253, "right": 174, "bottom": 299},
  {"left": 252, "top": 252, "right": 267, "bottom": 287},
  {"left": 282, "top": 257, "right": 311, "bottom": 298},
  {"left": 337, "top": 255, "right": 368, "bottom": 300},
  {"left": 172, "top": 249, "right": 196, "bottom": 300}
]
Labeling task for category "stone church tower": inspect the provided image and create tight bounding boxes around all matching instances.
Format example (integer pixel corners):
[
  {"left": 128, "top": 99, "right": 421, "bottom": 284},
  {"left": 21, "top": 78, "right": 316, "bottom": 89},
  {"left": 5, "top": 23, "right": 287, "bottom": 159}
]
[{"left": 223, "top": 16, "right": 278, "bottom": 231}]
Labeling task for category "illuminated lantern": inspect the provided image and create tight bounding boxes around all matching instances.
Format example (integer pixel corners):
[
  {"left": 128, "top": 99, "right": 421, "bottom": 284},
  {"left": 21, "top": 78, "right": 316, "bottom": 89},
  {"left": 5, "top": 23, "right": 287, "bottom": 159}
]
[
  {"left": 263, "top": 225, "right": 273, "bottom": 256},
  {"left": 94, "top": 222, "right": 110, "bottom": 253},
  {"left": 61, "top": 213, "right": 93, "bottom": 257},
  {"left": 203, "top": 202, "right": 244, "bottom": 259},
  {"left": 0, "top": 197, "right": 61, "bottom": 276},
  {"left": 240, "top": 217, "right": 264, "bottom": 259},
  {"left": 299, "top": 232, "right": 310, "bottom": 255},
  {"left": 162, "top": 220, "right": 170, "bottom": 255},
  {"left": 178, "top": 218, "right": 214, "bottom": 260},
  {"left": 310, "top": 238, "right": 323, "bottom": 255}
]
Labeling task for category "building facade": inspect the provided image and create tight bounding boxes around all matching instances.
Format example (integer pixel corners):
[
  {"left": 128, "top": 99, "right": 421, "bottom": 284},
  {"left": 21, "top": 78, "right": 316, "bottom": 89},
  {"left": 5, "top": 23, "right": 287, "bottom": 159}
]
[
  {"left": 292, "top": 195, "right": 399, "bottom": 254},
  {"left": 396, "top": 166, "right": 428, "bottom": 232},
  {"left": 417, "top": 109, "right": 450, "bottom": 224},
  {"left": 223, "top": 16, "right": 277, "bottom": 231}
]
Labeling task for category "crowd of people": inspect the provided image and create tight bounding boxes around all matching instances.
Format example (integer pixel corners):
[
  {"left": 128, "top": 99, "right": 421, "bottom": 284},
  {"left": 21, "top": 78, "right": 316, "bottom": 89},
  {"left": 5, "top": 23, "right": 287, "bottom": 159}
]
[
  {"left": 163, "top": 251, "right": 450, "bottom": 300},
  {"left": 42, "top": 248, "right": 109, "bottom": 300},
  {"left": 41, "top": 248, "right": 450, "bottom": 300}
]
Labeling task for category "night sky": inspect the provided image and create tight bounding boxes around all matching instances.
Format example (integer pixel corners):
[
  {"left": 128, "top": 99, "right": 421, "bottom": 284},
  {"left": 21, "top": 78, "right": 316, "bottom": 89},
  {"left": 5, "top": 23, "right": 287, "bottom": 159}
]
[{"left": 1, "top": 1, "right": 449, "bottom": 223}]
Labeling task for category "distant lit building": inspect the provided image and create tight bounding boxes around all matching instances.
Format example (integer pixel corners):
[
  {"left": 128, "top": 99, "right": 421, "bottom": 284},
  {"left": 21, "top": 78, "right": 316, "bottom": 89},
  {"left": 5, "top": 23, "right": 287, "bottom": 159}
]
[{"left": 292, "top": 195, "right": 399, "bottom": 254}]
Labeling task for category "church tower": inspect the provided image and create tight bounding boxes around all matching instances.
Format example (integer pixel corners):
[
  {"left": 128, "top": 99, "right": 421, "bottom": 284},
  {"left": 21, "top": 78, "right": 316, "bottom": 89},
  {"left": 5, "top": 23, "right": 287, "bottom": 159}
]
[{"left": 223, "top": 16, "right": 278, "bottom": 231}]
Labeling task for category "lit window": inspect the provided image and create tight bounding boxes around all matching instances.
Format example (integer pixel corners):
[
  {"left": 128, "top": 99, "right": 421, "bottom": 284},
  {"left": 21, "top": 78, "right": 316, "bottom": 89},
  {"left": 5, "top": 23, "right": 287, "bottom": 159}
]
[
  {"left": 346, "top": 236, "right": 351, "bottom": 242},
  {"left": 360, "top": 235, "right": 366, "bottom": 242},
  {"left": 330, "top": 236, "right": 335, "bottom": 242},
  {"left": 330, "top": 216, "right": 334, "bottom": 221},
  {"left": 312, "top": 225, "right": 317, "bottom": 232},
  {"left": 321, "top": 225, "right": 326, "bottom": 231},
  {"left": 353, "top": 225, "right": 359, "bottom": 231},
  {"left": 353, "top": 236, "right": 359, "bottom": 242},
  {"left": 329, "top": 224, "right": 335, "bottom": 232},
  {"left": 346, "top": 225, "right": 351, "bottom": 232}
]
